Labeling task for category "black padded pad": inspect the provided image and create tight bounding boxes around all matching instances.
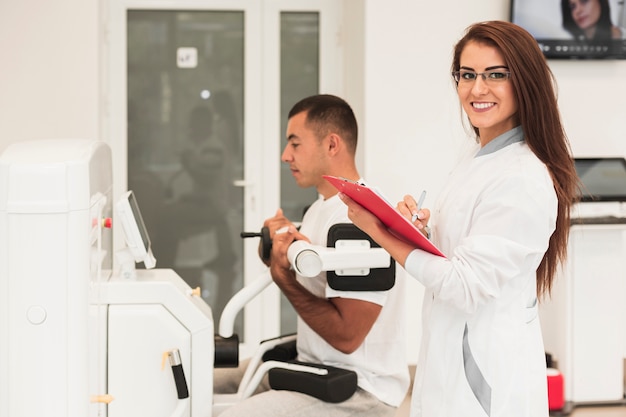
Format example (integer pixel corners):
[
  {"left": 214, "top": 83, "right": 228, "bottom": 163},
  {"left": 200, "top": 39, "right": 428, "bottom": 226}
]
[
  {"left": 268, "top": 360, "right": 358, "bottom": 403},
  {"left": 326, "top": 223, "right": 395, "bottom": 291}
]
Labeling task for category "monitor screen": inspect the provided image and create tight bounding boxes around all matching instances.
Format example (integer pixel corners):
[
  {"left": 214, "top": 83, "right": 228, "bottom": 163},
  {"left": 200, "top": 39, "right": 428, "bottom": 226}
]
[
  {"left": 574, "top": 158, "right": 626, "bottom": 201},
  {"left": 510, "top": 0, "right": 626, "bottom": 59},
  {"left": 115, "top": 190, "right": 156, "bottom": 268}
]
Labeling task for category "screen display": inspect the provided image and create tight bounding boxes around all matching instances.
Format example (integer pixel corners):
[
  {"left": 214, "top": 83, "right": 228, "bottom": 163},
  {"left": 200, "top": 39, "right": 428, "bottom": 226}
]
[
  {"left": 127, "top": 190, "right": 151, "bottom": 251},
  {"left": 575, "top": 158, "right": 626, "bottom": 201},
  {"left": 511, "top": 0, "right": 626, "bottom": 59}
]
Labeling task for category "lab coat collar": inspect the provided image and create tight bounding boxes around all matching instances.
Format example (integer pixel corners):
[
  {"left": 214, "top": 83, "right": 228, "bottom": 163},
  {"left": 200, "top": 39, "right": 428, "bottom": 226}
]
[{"left": 476, "top": 126, "right": 524, "bottom": 157}]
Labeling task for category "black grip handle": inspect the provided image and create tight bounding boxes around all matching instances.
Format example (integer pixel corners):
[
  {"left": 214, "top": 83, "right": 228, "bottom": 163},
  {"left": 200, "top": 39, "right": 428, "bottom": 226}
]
[
  {"left": 171, "top": 364, "right": 189, "bottom": 399},
  {"left": 240, "top": 231, "right": 261, "bottom": 238},
  {"left": 240, "top": 226, "right": 272, "bottom": 261}
]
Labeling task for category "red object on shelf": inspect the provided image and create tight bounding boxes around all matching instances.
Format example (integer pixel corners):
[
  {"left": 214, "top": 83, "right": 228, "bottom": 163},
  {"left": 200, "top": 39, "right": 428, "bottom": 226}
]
[{"left": 547, "top": 368, "right": 564, "bottom": 410}]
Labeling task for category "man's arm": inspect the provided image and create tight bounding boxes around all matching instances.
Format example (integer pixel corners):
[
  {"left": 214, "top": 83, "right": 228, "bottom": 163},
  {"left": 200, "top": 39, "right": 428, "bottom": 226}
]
[{"left": 270, "top": 226, "right": 382, "bottom": 354}]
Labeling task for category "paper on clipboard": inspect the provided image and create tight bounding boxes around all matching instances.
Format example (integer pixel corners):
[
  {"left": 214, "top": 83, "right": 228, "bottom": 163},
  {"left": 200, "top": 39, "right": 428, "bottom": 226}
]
[{"left": 324, "top": 175, "right": 446, "bottom": 258}]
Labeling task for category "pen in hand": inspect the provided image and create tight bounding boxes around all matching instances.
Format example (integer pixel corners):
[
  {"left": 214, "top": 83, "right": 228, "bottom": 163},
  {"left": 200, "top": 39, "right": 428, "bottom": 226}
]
[{"left": 411, "top": 190, "right": 427, "bottom": 223}]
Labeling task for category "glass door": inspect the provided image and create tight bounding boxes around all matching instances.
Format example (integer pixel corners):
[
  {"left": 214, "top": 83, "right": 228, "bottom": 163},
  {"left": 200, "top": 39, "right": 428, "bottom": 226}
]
[
  {"left": 278, "top": 11, "right": 321, "bottom": 333},
  {"left": 106, "top": 0, "right": 342, "bottom": 351},
  {"left": 126, "top": 9, "right": 246, "bottom": 335},
  {"left": 260, "top": 0, "right": 344, "bottom": 337}
]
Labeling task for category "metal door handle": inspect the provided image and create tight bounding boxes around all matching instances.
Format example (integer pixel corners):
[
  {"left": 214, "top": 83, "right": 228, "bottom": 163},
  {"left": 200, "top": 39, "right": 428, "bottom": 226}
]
[{"left": 233, "top": 180, "right": 253, "bottom": 187}]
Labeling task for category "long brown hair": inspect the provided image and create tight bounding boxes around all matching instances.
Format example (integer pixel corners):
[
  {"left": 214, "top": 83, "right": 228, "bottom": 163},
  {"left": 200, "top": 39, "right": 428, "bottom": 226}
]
[{"left": 452, "top": 21, "right": 580, "bottom": 298}]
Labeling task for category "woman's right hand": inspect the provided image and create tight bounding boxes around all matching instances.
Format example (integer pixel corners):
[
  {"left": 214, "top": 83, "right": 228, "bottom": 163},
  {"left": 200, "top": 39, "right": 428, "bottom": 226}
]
[{"left": 397, "top": 194, "right": 431, "bottom": 236}]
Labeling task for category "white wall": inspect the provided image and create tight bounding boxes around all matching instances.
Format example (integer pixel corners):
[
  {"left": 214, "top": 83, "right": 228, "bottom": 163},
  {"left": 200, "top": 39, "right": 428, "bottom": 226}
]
[
  {"left": 2, "top": 0, "right": 626, "bottom": 364},
  {"left": 0, "top": 0, "right": 101, "bottom": 148}
]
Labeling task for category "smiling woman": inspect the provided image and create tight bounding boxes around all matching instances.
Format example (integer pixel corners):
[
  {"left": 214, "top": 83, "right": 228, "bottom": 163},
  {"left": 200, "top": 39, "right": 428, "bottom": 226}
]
[{"left": 338, "top": 20, "right": 581, "bottom": 417}]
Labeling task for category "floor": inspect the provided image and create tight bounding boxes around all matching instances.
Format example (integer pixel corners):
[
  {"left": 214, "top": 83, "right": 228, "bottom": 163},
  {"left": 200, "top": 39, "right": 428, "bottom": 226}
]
[
  {"left": 394, "top": 395, "right": 626, "bottom": 416},
  {"left": 393, "top": 366, "right": 626, "bottom": 417},
  {"left": 565, "top": 406, "right": 626, "bottom": 417}
]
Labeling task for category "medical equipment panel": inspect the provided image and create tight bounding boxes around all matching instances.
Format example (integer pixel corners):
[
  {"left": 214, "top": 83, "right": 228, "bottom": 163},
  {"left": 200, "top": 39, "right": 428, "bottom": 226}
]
[{"left": 0, "top": 139, "right": 112, "bottom": 417}]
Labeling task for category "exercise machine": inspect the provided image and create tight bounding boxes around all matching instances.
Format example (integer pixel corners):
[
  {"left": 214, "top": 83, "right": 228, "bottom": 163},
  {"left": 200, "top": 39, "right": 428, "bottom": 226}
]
[{"left": 0, "top": 139, "right": 394, "bottom": 417}]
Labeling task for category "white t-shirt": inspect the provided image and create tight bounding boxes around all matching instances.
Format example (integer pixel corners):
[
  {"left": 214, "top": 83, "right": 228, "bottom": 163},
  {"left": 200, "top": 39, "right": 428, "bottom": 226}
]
[{"left": 295, "top": 193, "right": 410, "bottom": 407}]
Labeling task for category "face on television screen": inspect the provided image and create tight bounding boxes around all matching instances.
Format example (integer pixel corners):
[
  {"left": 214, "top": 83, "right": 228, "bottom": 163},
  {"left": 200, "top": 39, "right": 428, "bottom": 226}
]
[{"left": 511, "top": 0, "right": 626, "bottom": 59}]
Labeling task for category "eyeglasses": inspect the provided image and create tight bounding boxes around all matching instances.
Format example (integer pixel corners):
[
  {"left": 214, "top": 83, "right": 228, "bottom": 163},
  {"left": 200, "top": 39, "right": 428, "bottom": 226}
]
[{"left": 452, "top": 70, "right": 511, "bottom": 85}]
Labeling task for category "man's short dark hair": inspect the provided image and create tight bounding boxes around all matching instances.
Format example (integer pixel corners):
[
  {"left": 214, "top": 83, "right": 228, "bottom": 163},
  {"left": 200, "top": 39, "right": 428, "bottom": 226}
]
[{"left": 288, "top": 94, "right": 358, "bottom": 154}]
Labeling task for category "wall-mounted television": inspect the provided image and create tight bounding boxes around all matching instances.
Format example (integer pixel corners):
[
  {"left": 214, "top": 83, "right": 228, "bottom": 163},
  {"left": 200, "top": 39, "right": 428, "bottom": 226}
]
[{"left": 510, "top": 0, "right": 626, "bottom": 59}]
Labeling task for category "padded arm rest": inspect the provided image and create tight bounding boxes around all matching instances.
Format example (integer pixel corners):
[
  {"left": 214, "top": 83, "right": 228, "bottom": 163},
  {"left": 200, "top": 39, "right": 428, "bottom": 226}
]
[
  {"left": 268, "top": 360, "right": 358, "bottom": 403},
  {"left": 326, "top": 223, "right": 395, "bottom": 291}
]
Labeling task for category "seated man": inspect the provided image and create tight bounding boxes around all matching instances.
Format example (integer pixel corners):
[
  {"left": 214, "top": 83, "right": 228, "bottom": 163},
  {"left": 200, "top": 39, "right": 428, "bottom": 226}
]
[{"left": 214, "top": 94, "right": 409, "bottom": 417}]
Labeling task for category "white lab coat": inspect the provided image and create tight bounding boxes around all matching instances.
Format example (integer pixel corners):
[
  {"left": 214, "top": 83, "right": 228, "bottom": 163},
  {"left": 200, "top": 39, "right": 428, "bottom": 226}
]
[{"left": 405, "top": 127, "right": 556, "bottom": 417}]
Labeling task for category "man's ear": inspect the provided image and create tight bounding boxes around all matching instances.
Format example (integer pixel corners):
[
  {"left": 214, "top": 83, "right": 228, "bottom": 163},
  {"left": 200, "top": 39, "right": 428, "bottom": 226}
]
[{"left": 327, "top": 133, "right": 341, "bottom": 156}]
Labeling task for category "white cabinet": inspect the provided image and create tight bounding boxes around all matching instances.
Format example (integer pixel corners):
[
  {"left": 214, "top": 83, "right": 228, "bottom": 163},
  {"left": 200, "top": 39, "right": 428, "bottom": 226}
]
[{"left": 540, "top": 218, "right": 626, "bottom": 404}]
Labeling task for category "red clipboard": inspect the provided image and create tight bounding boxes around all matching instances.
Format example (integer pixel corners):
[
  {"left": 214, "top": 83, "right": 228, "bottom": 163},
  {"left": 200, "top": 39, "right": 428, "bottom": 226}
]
[{"left": 324, "top": 175, "right": 446, "bottom": 258}]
